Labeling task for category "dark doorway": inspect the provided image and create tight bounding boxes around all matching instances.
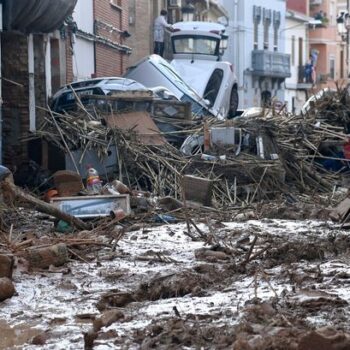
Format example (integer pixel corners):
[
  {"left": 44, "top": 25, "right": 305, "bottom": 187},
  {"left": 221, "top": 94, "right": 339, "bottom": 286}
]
[{"left": 261, "top": 90, "right": 272, "bottom": 107}]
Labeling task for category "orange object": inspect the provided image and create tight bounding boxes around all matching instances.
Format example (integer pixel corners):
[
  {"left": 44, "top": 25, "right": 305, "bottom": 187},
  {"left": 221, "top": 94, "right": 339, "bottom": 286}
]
[{"left": 44, "top": 189, "right": 58, "bottom": 202}]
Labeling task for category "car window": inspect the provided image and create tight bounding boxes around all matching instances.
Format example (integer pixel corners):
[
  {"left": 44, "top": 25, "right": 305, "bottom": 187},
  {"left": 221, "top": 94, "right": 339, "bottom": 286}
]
[
  {"left": 55, "top": 87, "right": 104, "bottom": 112},
  {"left": 204, "top": 69, "right": 224, "bottom": 106},
  {"left": 173, "top": 35, "right": 219, "bottom": 55}
]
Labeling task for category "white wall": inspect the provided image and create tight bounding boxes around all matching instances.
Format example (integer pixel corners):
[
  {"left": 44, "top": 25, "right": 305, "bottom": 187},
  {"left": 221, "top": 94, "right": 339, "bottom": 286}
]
[
  {"left": 220, "top": 0, "right": 287, "bottom": 109},
  {"left": 72, "top": 38, "right": 95, "bottom": 81},
  {"left": 284, "top": 17, "right": 309, "bottom": 113},
  {"left": 72, "top": 0, "right": 95, "bottom": 81},
  {"left": 73, "top": 0, "right": 94, "bottom": 34}
]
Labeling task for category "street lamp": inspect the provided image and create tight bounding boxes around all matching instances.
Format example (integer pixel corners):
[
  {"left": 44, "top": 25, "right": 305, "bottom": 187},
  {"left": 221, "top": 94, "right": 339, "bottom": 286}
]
[
  {"left": 337, "top": 11, "right": 350, "bottom": 78},
  {"left": 181, "top": 1, "right": 195, "bottom": 22}
]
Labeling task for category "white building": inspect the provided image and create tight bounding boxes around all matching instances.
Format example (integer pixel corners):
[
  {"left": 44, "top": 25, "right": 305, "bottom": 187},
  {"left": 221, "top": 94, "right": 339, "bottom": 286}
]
[
  {"left": 284, "top": 10, "right": 314, "bottom": 114},
  {"left": 219, "top": 0, "right": 290, "bottom": 109}
]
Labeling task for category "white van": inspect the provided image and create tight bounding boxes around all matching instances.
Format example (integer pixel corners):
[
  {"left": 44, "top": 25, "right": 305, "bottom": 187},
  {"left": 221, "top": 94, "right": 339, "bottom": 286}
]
[{"left": 170, "top": 21, "right": 239, "bottom": 119}]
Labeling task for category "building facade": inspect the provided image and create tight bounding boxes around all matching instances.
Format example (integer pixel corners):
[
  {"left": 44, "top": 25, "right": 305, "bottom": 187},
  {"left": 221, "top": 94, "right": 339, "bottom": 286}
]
[
  {"left": 128, "top": 0, "right": 227, "bottom": 65},
  {"left": 0, "top": 0, "right": 130, "bottom": 168},
  {"left": 220, "top": 0, "right": 290, "bottom": 109},
  {"left": 1, "top": 0, "right": 77, "bottom": 167},
  {"left": 308, "top": 0, "right": 343, "bottom": 88},
  {"left": 284, "top": 0, "right": 314, "bottom": 114},
  {"left": 68, "top": 0, "right": 131, "bottom": 82}
]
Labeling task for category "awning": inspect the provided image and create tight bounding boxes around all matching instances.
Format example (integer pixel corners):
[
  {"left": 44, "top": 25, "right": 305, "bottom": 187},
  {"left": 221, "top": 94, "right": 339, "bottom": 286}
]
[{"left": 3, "top": 0, "right": 77, "bottom": 33}]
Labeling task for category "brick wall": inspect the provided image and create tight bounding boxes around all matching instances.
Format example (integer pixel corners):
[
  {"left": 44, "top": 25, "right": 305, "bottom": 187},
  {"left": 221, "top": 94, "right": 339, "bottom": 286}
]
[
  {"left": 286, "top": 0, "right": 308, "bottom": 15},
  {"left": 93, "top": 0, "right": 130, "bottom": 76},
  {"left": 1, "top": 33, "right": 48, "bottom": 169},
  {"left": 34, "top": 35, "right": 47, "bottom": 126},
  {"left": 2, "top": 32, "right": 29, "bottom": 168},
  {"left": 65, "top": 30, "right": 74, "bottom": 83}
]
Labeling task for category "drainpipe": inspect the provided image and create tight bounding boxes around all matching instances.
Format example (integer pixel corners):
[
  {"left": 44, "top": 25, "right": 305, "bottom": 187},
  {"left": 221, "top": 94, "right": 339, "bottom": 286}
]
[
  {"left": 44, "top": 34, "right": 52, "bottom": 100},
  {"left": 28, "top": 34, "right": 36, "bottom": 132}
]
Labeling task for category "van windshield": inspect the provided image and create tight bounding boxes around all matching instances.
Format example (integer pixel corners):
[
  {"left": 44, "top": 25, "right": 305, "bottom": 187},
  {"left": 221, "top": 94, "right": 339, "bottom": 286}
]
[{"left": 173, "top": 35, "right": 219, "bottom": 56}]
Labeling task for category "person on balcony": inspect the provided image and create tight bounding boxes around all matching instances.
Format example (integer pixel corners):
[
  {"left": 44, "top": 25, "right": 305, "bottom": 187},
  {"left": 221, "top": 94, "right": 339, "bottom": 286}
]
[
  {"left": 153, "top": 10, "right": 173, "bottom": 57},
  {"left": 305, "top": 56, "right": 314, "bottom": 84}
]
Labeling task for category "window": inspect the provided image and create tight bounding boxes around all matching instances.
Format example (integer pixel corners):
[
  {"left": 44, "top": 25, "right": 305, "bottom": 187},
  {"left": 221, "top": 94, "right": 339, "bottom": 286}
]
[
  {"left": 340, "top": 50, "right": 344, "bottom": 79},
  {"left": 273, "top": 11, "right": 280, "bottom": 52},
  {"left": 203, "top": 69, "right": 224, "bottom": 106},
  {"left": 263, "top": 9, "right": 271, "bottom": 50},
  {"left": 291, "top": 36, "right": 295, "bottom": 66},
  {"left": 172, "top": 35, "right": 219, "bottom": 56},
  {"left": 254, "top": 20, "right": 259, "bottom": 49},
  {"left": 253, "top": 6, "right": 261, "bottom": 50},
  {"left": 329, "top": 56, "right": 335, "bottom": 80}
]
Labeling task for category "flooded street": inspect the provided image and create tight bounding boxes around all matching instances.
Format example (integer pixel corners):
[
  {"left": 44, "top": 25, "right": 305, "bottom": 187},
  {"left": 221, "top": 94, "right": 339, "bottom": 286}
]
[{"left": 1, "top": 217, "right": 350, "bottom": 349}]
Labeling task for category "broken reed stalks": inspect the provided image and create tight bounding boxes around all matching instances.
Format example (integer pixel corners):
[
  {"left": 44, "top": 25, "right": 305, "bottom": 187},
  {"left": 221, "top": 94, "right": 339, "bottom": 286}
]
[{"left": 25, "top": 88, "right": 350, "bottom": 207}]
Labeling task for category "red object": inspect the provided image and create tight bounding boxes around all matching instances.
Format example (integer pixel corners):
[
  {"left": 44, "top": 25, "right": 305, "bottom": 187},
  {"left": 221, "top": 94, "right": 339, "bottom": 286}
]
[
  {"left": 344, "top": 141, "right": 350, "bottom": 159},
  {"left": 44, "top": 189, "right": 58, "bottom": 202}
]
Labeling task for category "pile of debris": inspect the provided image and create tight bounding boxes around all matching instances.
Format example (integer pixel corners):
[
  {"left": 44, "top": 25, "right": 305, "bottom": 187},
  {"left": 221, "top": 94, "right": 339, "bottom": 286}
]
[{"left": 23, "top": 87, "right": 350, "bottom": 209}]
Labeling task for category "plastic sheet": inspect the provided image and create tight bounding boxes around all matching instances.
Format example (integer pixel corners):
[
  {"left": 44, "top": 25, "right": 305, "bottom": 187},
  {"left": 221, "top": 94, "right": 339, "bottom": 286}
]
[{"left": 4, "top": 0, "right": 77, "bottom": 33}]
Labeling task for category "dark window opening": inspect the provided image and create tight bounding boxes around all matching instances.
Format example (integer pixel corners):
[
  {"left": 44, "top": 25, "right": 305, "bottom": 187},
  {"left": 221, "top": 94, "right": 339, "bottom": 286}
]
[{"left": 203, "top": 69, "right": 224, "bottom": 107}]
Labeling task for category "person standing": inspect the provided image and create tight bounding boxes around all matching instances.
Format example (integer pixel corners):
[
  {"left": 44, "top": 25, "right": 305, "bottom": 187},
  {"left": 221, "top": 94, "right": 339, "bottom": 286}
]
[{"left": 153, "top": 10, "right": 173, "bottom": 57}]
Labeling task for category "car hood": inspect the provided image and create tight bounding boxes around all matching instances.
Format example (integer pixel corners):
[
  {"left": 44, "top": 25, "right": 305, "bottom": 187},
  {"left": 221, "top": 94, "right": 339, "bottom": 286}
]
[{"left": 170, "top": 59, "right": 217, "bottom": 97}]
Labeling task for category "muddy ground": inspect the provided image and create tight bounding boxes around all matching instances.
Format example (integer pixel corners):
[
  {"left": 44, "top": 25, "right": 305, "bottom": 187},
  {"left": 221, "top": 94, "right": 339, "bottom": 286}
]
[{"left": 1, "top": 201, "right": 350, "bottom": 349}]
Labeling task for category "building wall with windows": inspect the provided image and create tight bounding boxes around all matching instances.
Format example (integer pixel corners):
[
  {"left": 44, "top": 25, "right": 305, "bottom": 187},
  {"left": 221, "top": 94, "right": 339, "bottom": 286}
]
[
  {"left": 65, "top": 0, "right": 131, "bottom": 83},
  {"left": 309, "top": 0, "right": 343, "bottom": 89},
  {"left": 284, "top": 11, "right": 313, "bottom": 114},
  {"left": 220, "top": 0, "right": 289, "bottom": 109}
]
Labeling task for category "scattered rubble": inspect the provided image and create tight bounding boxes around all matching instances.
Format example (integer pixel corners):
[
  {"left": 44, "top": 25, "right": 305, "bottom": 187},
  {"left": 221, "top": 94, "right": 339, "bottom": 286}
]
[{"left": 1, "top": 88, "right": 350, "bottom": 348}]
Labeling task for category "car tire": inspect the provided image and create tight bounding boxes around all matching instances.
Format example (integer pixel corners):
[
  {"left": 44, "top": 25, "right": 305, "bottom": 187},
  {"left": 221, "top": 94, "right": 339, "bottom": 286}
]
[{"left": 228, "top": 87, "right": 239, "bottom": 119}]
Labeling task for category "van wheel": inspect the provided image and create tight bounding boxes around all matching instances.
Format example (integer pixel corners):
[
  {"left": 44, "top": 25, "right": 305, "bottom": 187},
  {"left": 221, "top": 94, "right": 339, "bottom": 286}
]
[{"left": 228, "top": 87, "right": 239, "bottom": 119}]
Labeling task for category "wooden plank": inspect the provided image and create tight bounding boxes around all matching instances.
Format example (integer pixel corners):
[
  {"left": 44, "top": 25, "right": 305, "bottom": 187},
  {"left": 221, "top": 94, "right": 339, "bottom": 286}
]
[{"left": 103, "top": 111, "right": 166, "bottom": 146}]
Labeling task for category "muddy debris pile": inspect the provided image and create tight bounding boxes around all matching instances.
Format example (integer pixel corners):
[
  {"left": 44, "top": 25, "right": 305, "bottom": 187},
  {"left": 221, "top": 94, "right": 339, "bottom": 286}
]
[{"left": 22, "top": 87, "right": 350, "bottom": 208}]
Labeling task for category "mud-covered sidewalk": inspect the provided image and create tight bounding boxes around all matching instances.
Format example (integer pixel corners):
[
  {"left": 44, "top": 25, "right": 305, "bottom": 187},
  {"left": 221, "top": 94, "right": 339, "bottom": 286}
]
[{"left": 1, "top": 204, "right": 350, "bottom": 350}]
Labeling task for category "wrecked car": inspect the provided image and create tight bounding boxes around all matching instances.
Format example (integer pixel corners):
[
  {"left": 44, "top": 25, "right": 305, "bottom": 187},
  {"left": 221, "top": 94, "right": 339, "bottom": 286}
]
[
  {"left": 50, "top": 77, "right": 151, "bottom": 114},
  {"left": 124, "top": 54, "right": 215, "bottom": 118},
  {"left": 170, "top": 21, "right": 239, "bottom": 119}
]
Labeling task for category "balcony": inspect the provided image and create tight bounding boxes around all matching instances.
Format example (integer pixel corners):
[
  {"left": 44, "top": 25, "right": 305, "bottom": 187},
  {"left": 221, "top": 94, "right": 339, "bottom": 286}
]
[
  {"left": 310, "top": 0, "right": 323, "bottom": 5},
  {"left": 309, "top": 25, "right": 337, "bottom": 44},
  {"left": 3, "top": 0, "right": 77, "bottom": 33},
  {"left": 251, "top": 50, "right": 291, "bottom": 79},
  {"left": 296, "top": 65, "right": 313, "bottom": 89}
]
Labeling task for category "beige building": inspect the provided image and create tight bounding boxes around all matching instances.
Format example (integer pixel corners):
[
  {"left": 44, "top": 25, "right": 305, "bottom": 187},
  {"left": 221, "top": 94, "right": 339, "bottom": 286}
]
[{"left": 309, "top": 0, "right": 347, "bottom": 88}]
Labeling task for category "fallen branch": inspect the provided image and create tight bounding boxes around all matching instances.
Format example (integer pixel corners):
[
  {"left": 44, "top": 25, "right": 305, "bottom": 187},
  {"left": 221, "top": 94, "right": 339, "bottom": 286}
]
[{"left": 1, "top": 181, "right": 91, "bottom": 231}]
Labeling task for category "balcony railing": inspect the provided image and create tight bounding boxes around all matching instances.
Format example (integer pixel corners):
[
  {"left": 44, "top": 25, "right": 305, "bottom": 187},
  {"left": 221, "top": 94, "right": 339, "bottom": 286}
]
[
  {"left": 251, "top": 50, "right": 291, "bottom": 79},
  {"left": 298, "top": 65, "right": 313, "bottom": 84}
]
